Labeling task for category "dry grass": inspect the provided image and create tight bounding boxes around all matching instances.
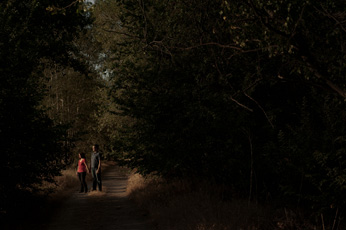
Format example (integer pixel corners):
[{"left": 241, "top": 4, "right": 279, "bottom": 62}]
[
  {"left": 42, "top": 161, "right": 115, "bottom": 200},
  {"left": 55, "top": 168, "right": 81, "bottom": 190},
  {"left": 126, "top": 173, "right": 324, "bottom": 230},
  {"left": 127, "top": 173, "right": 275, "bottom": 230}
]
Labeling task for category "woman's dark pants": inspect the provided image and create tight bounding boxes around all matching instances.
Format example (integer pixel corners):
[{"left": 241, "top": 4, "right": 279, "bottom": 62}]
[{"left": 78, "top": 172, "right": 88, "bottom": 193}]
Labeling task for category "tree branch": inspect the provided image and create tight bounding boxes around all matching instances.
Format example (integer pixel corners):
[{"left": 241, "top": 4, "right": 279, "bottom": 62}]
[
  {"left": 101, "top": 28, "right": 141, "bottom": 39},
  {"left": 229, "top": 96, "right": 253, "bottom": 112},
  {"left": 317, "top": 6, "right": 346, "bottom": 33},
  {"left": 244, "top": 92, "right": 274, "bottom": 129},
  {"left": 247, "top": 0, "right": 290, "bottom": 38},
  {"left": 170, "top": 42, "right": 243, "bottom": 51},
  {"left": 303, "top": 58, "right": 346, "bottom": 98}
]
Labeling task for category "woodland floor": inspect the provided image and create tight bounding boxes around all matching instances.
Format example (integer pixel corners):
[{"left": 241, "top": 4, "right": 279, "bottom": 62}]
[
  {"left": 45, "top": 163, "right": 154, "bottom": 230},
  {"left": 2, "top": 163, "right": 155, "bottom": 230}
]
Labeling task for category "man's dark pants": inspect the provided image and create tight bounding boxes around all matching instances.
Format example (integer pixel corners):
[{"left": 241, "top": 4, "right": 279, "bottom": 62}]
[{"left": 91, "top": 168, "right": 102, "bottom": 191}]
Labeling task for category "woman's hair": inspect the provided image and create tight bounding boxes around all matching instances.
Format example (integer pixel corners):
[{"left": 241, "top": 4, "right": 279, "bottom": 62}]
[{"left": 80, "top": 152, "right": 86, "bottom": 159}]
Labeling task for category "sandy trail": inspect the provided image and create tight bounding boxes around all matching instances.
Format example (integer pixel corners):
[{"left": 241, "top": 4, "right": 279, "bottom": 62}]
[{"left": 46, "top": 165, "right": 153, "bottom": 230}]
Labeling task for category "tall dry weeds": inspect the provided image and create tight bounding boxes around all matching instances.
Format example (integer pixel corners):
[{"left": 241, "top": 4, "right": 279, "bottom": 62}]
[
  {"left": 126, "top": 173, "right": 327, "bottom": 230},
  {"left": 126, "top": 173, "right": 277, "bottom": 230}
]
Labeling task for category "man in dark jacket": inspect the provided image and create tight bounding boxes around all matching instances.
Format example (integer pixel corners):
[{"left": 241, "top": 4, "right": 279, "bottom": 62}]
[{"left": 91, "top": 144, "right": 102, "bottom": 191}]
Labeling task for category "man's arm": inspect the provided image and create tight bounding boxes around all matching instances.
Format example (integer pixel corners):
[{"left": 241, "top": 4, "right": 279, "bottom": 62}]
[{"left": 97, "top": 155, "right": 101, "bottom": 173}]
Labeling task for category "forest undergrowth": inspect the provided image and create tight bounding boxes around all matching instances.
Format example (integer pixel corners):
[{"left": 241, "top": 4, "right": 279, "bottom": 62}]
[
  {"left": 126, "top": 173, "right": 334, "bottom": 230},
  {"left": 0, "top": 161, "right": 115, "bottom": 230}
]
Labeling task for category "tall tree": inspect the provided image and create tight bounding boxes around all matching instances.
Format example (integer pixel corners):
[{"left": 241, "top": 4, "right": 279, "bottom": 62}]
[{"left": 42, "top": 64, "right": 104, "bottom": 163}]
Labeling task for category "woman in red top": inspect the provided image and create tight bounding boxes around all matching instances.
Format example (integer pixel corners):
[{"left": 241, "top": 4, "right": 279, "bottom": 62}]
[{"left": 76, "top": 152, "right": 90, "bottom": 193}]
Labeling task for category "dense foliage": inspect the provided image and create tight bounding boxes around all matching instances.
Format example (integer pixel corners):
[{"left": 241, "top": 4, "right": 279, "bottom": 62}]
[
  {"left": 2, "top": 0, "right": 346, "bottom": 227},
  {"left": 0, "top": 0, "right": 91, "bottom": 214},
  {"left": 93, "top": 0, "right": 346, "bottom": 220}
]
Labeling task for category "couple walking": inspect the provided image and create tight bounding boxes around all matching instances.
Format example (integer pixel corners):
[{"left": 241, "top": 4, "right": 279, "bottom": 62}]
[{"left": 76, "top": 144, "right": 102, "bottom": 193}]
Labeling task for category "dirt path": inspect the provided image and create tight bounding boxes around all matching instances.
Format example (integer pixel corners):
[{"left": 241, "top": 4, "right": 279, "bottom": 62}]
[{"left": 46, "top": 165, "right": 154, "bottom": 230}]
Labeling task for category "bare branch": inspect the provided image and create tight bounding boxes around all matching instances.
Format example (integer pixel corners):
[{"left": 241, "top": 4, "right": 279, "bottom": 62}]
[
  {"left": 244, "top": 92, "right": 275, "bottom": 129},
  {"left": 101, "top": 28, "right": 141, "bottom": 39},
  {"left": 317, "top": 5, "right": 346, "bottom": 33},
  {"left": 62, "top": 0, "right": 79, "bottom": 9},
  {"left": 303, "top": 58, "right": 346, "bottom": 98},
  {"left": 247, "top": 0, "right": 290, "bottom": 38},
  {"left": 147, "top": 41, "right": 174, "bottom": 57},
  {"left": 170, "top": 42, "right": 243, "bottom": 51},
  {"left": 229, "top": 96, "right": 253, "bottom": 112},
  {"left": 46, "top": 0, "right": 80, "bottom": 12},
  {"left": 138, "top": 0, "right": 148, "bottom": 42},
  {"left": 289, "top": 5, "right": 306, "bottom": 40}
]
